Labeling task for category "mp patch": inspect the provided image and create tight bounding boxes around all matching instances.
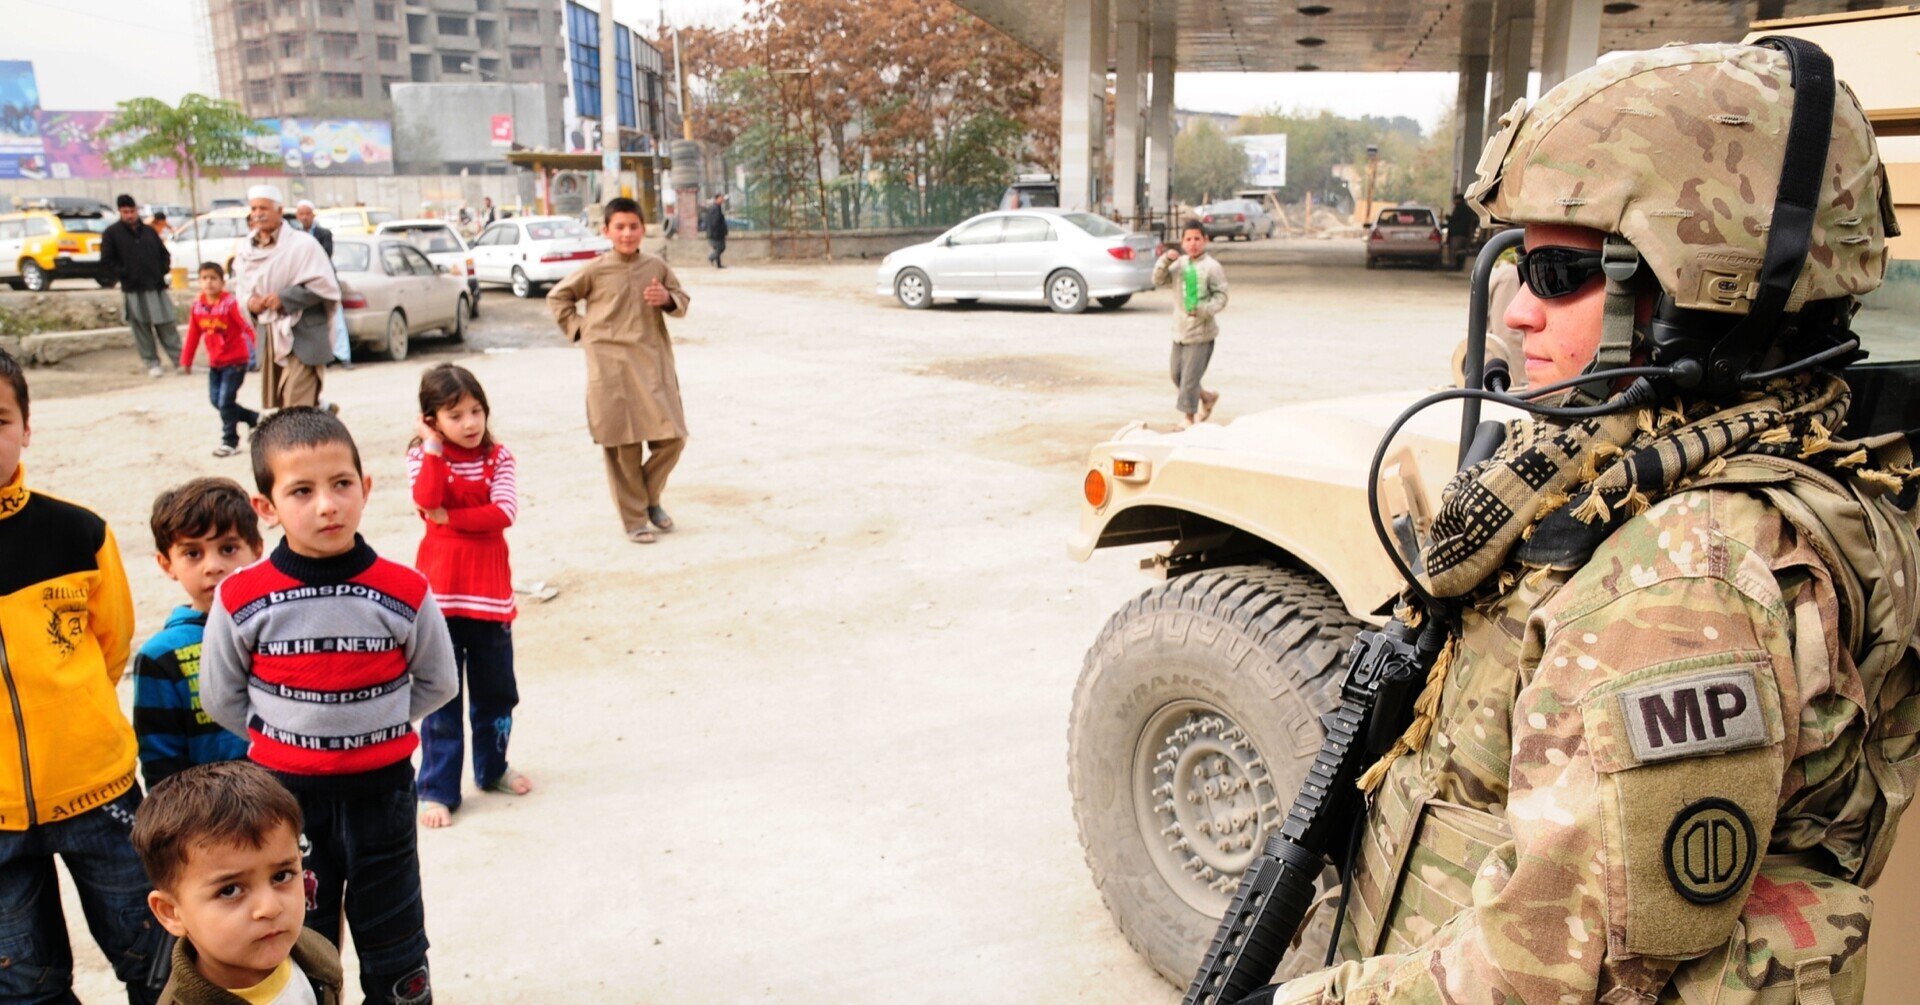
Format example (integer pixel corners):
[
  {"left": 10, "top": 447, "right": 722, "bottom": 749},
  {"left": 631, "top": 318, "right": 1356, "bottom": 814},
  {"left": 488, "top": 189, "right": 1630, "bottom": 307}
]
[
  {"left": 1664, "top": 798, "right": 1756, "bottom": 904},
  {"left": 1618, "top": 668, "right": 1768, "bottom": 764}
]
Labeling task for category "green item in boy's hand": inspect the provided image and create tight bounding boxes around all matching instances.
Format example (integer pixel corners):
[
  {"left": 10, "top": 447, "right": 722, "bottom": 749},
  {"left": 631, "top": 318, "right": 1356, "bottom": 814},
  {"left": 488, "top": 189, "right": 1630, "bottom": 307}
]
[{"left": 1183, "top": 259, "right": 1199, "bottom": 314}]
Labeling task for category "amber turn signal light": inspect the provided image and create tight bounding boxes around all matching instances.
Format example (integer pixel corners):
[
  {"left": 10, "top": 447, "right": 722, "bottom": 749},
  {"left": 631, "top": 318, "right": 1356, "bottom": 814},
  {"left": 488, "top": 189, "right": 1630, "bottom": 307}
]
[{"left": 1084, "top": 469, "right": 1109, "bottom": 508}]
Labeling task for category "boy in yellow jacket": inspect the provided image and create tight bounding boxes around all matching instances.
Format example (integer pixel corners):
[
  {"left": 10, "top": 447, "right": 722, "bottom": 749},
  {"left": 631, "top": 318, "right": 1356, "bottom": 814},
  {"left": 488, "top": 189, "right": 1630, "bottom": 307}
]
[{"left": 0, "top": 347, "right": 168, "bottom": 1002}]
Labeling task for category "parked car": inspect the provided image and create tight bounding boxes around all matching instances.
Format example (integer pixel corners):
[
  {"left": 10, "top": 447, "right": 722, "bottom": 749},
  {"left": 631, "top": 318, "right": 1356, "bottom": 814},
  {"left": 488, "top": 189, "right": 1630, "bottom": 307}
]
[
  {"left": 469, "top": 215, "right": 611, "bottom": 298},
  {"left": 314, "top": 206, "right": 397, "bottom": 236},
  {"left": 1195, "top": 199, "right": 1274, "bottom": 241},
  {"left": 142, "top": 203, "right": 193, "bottom": 225},
  {"left": 0, "top": 209, "right": 115, "bottom": 291},
  {"left": 167, "top": 207, "right": 295, "bottom": 275},
  {"left": 875, "top": 208, "right": 1157, "bottom": 314},
  {"left": 374, "top": 219, "right": 480, "bottom": 318},
  {"left": 999, "top": 173, "right": 1060, "bottom": 211},
  {"left": 1365, "top": 205, "right": 1444, "bottom": 269},
  {"left": 330, "top": 236, "right": 469, "bottom": 361}
]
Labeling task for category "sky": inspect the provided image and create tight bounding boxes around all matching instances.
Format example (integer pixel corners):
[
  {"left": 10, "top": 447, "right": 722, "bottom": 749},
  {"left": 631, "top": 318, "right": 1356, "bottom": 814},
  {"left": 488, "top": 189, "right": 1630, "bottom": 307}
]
[{"left": 8, "top": 0, "right": 1455, "bottom": 133}]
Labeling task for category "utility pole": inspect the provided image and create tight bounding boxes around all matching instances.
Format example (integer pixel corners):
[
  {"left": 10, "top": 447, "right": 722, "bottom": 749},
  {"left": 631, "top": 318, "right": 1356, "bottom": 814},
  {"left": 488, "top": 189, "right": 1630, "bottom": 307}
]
[{"left": 599, "top": 0, "right": 621, "bottom": 204}]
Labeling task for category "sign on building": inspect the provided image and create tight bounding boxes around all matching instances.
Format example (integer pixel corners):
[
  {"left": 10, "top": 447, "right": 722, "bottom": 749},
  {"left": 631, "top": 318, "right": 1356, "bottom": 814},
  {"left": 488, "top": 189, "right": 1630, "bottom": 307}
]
[{"left": 1230, "top": 134, "right": 1288, "bottom": 189}]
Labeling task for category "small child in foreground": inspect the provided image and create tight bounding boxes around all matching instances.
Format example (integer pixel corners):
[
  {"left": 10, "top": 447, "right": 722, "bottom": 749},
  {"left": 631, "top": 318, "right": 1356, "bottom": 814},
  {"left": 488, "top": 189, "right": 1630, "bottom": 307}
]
[
  {"left": 406, "top": 363, "right": 532, "bottom": 828},
  {"left": 134, "top": 760, "right": 344, "bottom": 1004},
  {"left": 133, "top": 477, "right": 260, "bottom": 789}
]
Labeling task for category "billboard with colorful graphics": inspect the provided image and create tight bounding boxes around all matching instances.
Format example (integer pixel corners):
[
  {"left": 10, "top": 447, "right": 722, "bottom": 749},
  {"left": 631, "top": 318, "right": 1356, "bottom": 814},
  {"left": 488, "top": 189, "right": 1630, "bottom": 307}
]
[
  {"left": 257, "top": 118, "right": 395, "bottom": 176},
  {"left": 37, "top": 110, "right": 176, "bottom": 181},
  {"left": 0, "top": 61, "right": 48, "bottom": 180}
]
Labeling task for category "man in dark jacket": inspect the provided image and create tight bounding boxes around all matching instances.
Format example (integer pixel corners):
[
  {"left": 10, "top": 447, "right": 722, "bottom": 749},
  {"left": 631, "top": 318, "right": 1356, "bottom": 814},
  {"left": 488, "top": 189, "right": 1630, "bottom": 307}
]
[
  {"left": 101, "top": 193, "right": 182, "bottom": 377},
  {"left": 292, "top": 200, "right": 334, "bottom": 256},
  {"left": 1445, "top": 192, "right": 1479, "bottom": 269},
  {"left": 702, "top": 193, "right": 729, "bottom": 268}
]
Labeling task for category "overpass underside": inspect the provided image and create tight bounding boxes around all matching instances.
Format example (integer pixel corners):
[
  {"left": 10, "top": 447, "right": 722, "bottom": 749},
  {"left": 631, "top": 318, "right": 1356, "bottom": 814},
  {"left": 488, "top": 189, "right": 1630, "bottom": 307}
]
[{"left": 948, "top": 0, "right": 1899, "bottom": 219}]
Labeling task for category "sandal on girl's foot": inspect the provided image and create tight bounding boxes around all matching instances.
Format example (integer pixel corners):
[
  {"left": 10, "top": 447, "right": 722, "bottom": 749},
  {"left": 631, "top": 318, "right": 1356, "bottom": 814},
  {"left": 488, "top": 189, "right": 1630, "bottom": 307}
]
[
  {"left": 647, "top": 505, "right": 674, "bottom": 532},
  {"left": 628, "top": 527, "right": 657, "bottom": 544},
  {"left": 419, "top": 801, "right": 454, "bottom": 828},
  {"left": 484, "top": 768, "right": 534, "bottom": 796}
]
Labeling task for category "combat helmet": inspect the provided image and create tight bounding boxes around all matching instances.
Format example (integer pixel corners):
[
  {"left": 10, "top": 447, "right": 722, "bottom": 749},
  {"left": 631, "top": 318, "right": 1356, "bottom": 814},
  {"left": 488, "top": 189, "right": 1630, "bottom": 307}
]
[{"left": 1465, "top": 39, "right": 1898, "bottom": 399}]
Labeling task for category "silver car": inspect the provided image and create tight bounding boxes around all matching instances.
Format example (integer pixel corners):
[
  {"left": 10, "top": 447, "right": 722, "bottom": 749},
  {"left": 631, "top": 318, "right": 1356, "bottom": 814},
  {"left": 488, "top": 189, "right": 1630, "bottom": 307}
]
[
  {"left": 1196, "top": 199, "right": 1275, "bottom": 241},
  {"left": 331, "top": 236, "right": 470, "bottom": 361},
  {"left": 876, "top": 209, "right": 1156, "bottom": 313}
]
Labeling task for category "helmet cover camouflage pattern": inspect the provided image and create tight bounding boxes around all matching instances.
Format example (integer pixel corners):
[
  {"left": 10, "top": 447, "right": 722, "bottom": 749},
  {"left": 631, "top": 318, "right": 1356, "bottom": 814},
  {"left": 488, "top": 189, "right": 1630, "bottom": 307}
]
[{"left": 1466, "top": 43, "right": 1892, "bottom": 314}]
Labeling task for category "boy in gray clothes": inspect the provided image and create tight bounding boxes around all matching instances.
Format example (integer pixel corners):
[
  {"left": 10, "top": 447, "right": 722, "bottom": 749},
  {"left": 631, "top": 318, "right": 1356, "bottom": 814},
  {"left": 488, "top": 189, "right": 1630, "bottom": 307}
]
[{"left": 1152, "top": 219, "right": 1229, "bottom": 428}]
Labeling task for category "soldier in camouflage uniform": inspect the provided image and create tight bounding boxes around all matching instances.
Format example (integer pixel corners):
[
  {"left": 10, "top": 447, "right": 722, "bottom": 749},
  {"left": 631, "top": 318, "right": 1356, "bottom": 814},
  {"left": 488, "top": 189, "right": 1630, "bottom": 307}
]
[{"left": 1240, "top": 42, "right": 1920, "bottom": 1005}]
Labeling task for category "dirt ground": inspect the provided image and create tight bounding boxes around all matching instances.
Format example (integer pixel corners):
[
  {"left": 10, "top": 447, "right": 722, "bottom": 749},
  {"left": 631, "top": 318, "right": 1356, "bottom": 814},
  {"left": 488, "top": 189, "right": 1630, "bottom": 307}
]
[{"left": 31, "top": 239, "right": 1459, "bottom": 1001}]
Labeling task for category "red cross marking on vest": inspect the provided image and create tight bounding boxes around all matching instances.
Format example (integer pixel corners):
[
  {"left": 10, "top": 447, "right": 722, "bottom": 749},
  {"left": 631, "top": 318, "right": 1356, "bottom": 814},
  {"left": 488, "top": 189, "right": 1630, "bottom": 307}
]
[{"left": 1743, "top": 874, "right": 1821, "bottom": 949}]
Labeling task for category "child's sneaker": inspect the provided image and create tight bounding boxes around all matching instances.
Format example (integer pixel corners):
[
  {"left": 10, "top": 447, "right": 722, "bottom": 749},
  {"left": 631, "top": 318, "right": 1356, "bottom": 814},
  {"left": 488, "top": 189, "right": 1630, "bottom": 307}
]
[{"left": 212, "top": 444, "right": 238, "bottom": 457}]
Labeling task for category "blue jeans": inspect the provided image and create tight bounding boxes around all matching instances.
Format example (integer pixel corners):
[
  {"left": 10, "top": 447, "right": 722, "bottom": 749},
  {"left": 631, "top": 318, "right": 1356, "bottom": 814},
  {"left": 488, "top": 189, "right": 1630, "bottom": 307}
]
[
  {"left": 208, "top": 364, "right": 259, "bottom": 448},
  {"left": 292, "top": 779, "right": 432, "bottom": 1004},
  {"left": 416, "top": 618, "right": 517, "bottom": 812},
  {"left": 0, "top": 787, "right": 169, "bottom": 1004}
]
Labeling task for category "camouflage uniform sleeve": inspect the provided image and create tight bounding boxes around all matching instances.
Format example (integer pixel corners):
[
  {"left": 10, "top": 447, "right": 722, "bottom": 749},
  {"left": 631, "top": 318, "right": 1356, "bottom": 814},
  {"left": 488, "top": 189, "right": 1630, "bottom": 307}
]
[{"left": 1281, "top": 490, "right": 1801, "bottom": 1004}]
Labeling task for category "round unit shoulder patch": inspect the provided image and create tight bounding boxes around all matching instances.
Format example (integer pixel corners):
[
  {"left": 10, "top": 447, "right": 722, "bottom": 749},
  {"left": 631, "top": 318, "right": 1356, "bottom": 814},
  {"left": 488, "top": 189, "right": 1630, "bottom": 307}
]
[{"left": 1663, "top": 798, "right": 1757, "bottom": 905}]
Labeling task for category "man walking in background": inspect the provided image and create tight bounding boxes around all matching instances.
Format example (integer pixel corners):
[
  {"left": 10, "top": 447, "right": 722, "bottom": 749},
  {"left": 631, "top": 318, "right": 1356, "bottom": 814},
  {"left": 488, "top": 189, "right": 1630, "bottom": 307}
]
[
  {"left": 702, "top": 193, "right": 729, "bottom": 269},
  {"left": 292, "top": 199, "right": 352, "bottom": 370},
  {"left": 100, "top": 193, "right": 181, "bottom": 378},
  {"left": 232, "top": 185, "right": 338, "bottom": 411}
]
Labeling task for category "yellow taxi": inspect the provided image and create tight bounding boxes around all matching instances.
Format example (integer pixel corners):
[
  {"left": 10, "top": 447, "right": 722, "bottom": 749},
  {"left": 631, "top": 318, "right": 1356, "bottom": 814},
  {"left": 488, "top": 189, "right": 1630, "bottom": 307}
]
[
  {"left": 314, "top": 206, "right": 398, "bottom": 235},
  {"left": 0, "top": 207, "right": 116, "bottom": 291}
]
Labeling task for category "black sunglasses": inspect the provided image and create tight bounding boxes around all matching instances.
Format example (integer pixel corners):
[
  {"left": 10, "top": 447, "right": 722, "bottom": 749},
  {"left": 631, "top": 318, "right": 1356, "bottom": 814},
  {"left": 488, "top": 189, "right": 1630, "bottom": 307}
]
[{"left": 1517, "top": 246, "right": 1607, "bottom": 300}]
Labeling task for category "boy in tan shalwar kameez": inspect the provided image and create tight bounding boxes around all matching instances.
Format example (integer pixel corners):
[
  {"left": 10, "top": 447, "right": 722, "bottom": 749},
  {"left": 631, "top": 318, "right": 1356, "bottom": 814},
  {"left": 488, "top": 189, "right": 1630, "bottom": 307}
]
[{"left": 547, "top": 198, "right": 690, "bottom": 544}]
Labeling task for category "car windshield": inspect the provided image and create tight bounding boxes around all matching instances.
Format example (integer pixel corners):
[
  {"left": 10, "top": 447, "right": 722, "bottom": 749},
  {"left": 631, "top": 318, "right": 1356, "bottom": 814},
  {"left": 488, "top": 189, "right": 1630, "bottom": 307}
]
[
  {"left": 526, "top": 220, "right": 590, "bottom": 241},
  {"left": 1378, "top": 209, "right": 1435, "bottom": 227},
  {"left": 57, "top": 215, "right": 110, "bottom": 233},
  {"left": 1060, "top": 212, "right": 1126, "bottom": 237},
  {"left": 332, "top": 243, "right": 373, "bottom": 273},
  {"left": 393, "top": 227, "right": 461, "bottom": 253}
]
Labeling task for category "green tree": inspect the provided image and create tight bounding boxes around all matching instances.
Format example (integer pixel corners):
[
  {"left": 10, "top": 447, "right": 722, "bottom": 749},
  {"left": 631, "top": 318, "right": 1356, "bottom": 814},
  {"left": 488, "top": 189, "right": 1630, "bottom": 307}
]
[
  {"left": 1173, "top": 119, "right": 1249, "bottom": 206},
  {"left": 98, "top": 94, "right": 276, "bottom": 270}
]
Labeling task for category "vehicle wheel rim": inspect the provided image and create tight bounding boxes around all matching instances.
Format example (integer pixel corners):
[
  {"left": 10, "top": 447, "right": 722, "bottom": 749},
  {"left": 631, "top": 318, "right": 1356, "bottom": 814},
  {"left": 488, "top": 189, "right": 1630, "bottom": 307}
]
[
  {"left": 899, "top": 274, "right": 924, "bottom": 305},
  {"left": 1051, "top": 276, "right": 1079, "bottom": 308},
  {"left": 512, "top": 270, "right": 529, "bottom": 296},
  {"left": 389, "top": 318, "right": 407, "bottom": 357},
  {"left": 23, "top": 265, "right": 44, "bottom": 290},
  {"left": 1133, "top": 700, "right": 1279, "bottom": 915}
]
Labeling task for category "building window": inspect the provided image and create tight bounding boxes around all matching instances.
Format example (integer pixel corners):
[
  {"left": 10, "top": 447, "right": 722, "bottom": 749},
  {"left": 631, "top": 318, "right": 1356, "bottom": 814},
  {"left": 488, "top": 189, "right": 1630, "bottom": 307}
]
[
  {"left": 411, "top": 52, "right": 432, "bottom": 81},
  {"left": 476, "top": 18, "right": 500, "bottom": 47},
  {"left": 567, "top": 2, "right": 600, "bottom": 119},
  {"left": 319, "top": 0, "right": 351, "bottom": 16},
  {"left": 508, "top": 11, "right": 539, "bottom": 33},
  {"left": 247, "top": 81, "right": 271, "bottom": 107},
  {"left": 382, "top": 74, "right": 405, "bottom": 97},
  {"left": 237, "top": 1, "right": 266, "bottom": 20},
  {"left": 509, "top": 47, "right": 541, "bottom": 71},
  {"left": 407, "top": 12, "right": 429, "bottom": 45},
  {"left": 615, "top": 27, "right": 636, "bottom": 129},
  {"left": 436, "top": 14, "right": 469, "bottom": 36},
  {"left": 243, "top": 40, "right": 270, "bottom": 64},
  {"left": 272, "top": 0, "right": 300, "bottom": 15},
  {"left": 324, "top": 72, "right": 363, "bottom": 99},
  {"left": 378, "top": 37, "right": 399, "bottom": 61},
  {"left": 441, "top": 53, "right": 471, "bottom": 74},
  {"left": 278, "top": 35, "right": 304, "bottom": 58},
  {"left": 320, "top": 32, "right": 358, "bottom": 59},
  {"left": 284, "top": 75, "right": 308, "bottom": 99},
  {"left": 375, "top": 1, "right": 395, "bottom": 18}
]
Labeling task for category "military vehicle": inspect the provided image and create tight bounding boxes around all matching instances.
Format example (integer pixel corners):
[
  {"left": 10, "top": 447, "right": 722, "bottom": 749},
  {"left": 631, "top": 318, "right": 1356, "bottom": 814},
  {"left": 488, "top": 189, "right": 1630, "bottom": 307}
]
[{"left": 1067, "top": 10, "right": 1920, "bottom": 995}]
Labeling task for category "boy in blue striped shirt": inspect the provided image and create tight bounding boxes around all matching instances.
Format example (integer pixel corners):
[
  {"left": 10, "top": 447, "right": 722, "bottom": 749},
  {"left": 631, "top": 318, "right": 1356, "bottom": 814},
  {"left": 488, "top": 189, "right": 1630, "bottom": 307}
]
[{"left": 132, "top": 478, "right": 260, "bottom": 788}]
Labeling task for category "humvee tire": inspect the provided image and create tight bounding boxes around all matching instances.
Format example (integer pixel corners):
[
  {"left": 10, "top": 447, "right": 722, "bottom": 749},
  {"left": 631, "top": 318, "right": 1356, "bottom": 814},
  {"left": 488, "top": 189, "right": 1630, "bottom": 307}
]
[{"left": 1070, "top": 566, "right": 1360, "bottom": 987}]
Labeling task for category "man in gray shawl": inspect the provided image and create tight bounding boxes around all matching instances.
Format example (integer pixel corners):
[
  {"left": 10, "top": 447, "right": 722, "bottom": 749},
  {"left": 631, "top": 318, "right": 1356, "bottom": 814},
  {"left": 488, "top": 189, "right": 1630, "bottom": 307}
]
[
  {"left": 230, "top": 185, "right": 339, "bottom": 410},
  {"left": 99, "top": 193, "right": 181, "bottom": 377}
]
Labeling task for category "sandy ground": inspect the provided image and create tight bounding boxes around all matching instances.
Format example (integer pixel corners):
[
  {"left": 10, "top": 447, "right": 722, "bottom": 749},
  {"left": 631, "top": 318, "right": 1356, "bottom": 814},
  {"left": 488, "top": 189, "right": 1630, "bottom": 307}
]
[{"left": 33, "top": 239, "right": 1469, "bottom": 1001}]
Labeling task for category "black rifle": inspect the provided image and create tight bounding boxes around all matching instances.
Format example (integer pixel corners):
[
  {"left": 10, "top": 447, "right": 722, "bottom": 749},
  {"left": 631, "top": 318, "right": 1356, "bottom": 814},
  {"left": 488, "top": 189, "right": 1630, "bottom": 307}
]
[{"left": 1179, "top": 614, "right": 1446, "bottom": 1005}]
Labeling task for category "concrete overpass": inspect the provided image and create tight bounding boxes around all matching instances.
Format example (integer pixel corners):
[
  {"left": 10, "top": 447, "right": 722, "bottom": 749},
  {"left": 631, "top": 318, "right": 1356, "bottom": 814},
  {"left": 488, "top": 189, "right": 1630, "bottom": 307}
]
[{"left": 948, "top": 0, "right": 1911, "bottom": 220}]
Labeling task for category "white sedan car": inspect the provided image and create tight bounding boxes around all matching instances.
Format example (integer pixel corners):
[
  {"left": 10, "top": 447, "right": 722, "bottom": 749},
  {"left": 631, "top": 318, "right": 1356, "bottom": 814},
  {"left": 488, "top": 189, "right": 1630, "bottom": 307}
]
[
  {"left": 876, "top": 209, "right": 1157, "bottom": 313},
  {"left": 375, "top": 219, "right": 481, "bottom": 318},
  {"left": 469, "top": 216, "right": 612, "bottom": 298}
]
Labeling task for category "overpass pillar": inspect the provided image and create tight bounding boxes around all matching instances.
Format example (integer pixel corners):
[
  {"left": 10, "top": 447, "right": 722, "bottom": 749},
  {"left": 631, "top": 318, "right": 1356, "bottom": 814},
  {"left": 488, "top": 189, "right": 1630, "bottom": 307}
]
[
  {"left": 1059, "top": 0, "right": 1110, "bottom": 212},
  {"left": 1486, "top": 0, "right": 1535, "bottom": 141},
  {"left": 1113, "top": 0, "right": 1147, "bottom": 225},
  {"left": 1453, "top": 53, "right": 1489, "bottom": 194},
  {"left": 1539, "top": 0, "right": 1601, "bottom": 91},
  {"left": 1146, "top": 24, "right": 1175, "bottom": 221}
]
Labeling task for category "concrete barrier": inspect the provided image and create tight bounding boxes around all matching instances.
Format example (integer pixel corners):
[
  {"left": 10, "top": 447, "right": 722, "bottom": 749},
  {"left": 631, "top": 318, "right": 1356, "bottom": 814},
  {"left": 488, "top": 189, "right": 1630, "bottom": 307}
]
[
  {"left": 655, "top": 227, "right": 946, "bottom": 264},
  {"left": 21, "top": 326, "right": 133, "bottom": 365}
]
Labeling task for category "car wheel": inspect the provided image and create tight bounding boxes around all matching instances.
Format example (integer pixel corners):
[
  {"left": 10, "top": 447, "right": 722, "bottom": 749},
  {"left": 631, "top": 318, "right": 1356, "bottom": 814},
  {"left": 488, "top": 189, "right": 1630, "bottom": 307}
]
[
  {"left": 450, "top": 298, "right": 468, "bottom": 341},
  {"left": 381, "top": 310, "right": 409, "bottom": 361},
  {"left": 894, "top": 268, "right": 932, "bottom": 309},
  {"left": 1365, "top": 256, "right": 1378, "bottom": 270},
  {"left": 1097, "top": 295, "right": 1132, "bottom": 310},
  {"left": 20, "top": 261, "right": 47, "bottom": 292},
  {"left": 95, "top": 276, "right": 118, "bottom": 289},
  {"left": 1071, "top": 567, "right": 1355, "bottom": 987},
  {"left": 511, "top": 267, "right": 538, "bottom": 299},
  {"left": 468, "top": 290, "right": 481, "bottom": 318},
  {"left": 1046, "top": 269, "right": 1088, "bottom": 314}
]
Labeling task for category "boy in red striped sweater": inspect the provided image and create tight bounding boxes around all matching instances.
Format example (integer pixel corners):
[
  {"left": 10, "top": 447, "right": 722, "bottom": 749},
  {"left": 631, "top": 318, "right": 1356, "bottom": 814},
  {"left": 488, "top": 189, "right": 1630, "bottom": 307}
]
[
  {"left": 180, "top": 263, "right": 260, "bottom": 458},
  {"left": 201, "top": 407, "right": 455, "bottom": 1005}
]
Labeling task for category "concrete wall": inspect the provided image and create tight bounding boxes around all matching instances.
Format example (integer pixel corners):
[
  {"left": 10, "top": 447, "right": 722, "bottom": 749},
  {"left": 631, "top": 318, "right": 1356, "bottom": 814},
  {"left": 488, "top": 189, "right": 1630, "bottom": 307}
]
[
  {"left": 392, "top": 82, "right": 557, "bottom": 173},
  {"left": 0, "top": 174, "right": 542, "bottom": 218},
  {"left": 660, "top": 227, "right": 948, "bottom": 263}
]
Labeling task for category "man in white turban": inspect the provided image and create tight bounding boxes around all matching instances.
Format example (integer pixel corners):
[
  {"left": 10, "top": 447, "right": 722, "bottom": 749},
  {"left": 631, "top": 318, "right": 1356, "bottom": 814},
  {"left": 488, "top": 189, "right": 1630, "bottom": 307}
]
[{"left": 230, "top": 185, "right": 339, "bottom": 410}]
